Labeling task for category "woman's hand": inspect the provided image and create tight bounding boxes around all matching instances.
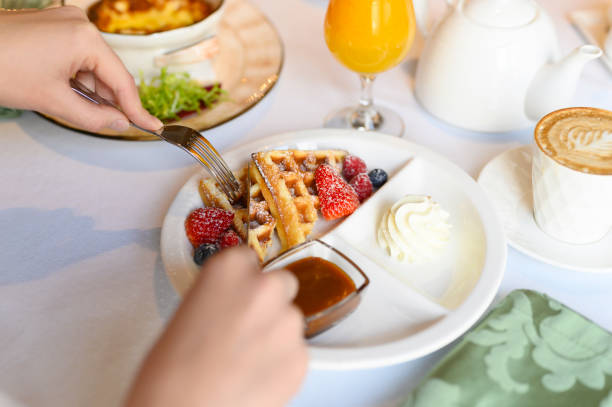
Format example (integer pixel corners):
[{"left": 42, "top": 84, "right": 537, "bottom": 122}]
[
  {"left": 0, "top": 7, "right": 161, "bottom": 132},
  {"left": 125, "top": 247, "right": 309, "bottom": 407}
]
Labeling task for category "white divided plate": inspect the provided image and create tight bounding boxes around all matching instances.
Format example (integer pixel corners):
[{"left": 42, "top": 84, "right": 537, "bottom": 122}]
[
  {"left": 161, "top": 129, "right": 507, "bottom": 369},
  {"left": 478, "top": 146, "right": 612, "bottom": 273}
]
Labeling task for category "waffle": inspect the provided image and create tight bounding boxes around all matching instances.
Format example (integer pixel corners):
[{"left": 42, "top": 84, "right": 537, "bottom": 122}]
[
  {"left": 198, "top": 166, "right": 277, "bottom": 261},
  {"left": 251, "top": 149, "right": 347, "bottom": 251},
  {"left": 198, "top": 167, "right": 249, "bottom": 241},
  {"left": 247, "top": 162, "right": 277, "bottom": 262}
]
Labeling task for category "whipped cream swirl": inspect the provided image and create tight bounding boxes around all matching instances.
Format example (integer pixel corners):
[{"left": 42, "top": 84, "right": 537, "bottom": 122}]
[{"left": 377, "top": 195, "right": 451, "bottom": 263}]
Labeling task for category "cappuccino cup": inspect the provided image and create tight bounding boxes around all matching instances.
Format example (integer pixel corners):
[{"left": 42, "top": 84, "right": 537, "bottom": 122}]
[{"left": 532, "top": 108, "right": 612, "bottom": 244}]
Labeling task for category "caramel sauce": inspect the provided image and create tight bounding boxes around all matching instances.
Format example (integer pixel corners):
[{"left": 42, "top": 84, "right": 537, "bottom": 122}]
[{"left": 285, "top": 257, "right": 355, "bottom": 317}]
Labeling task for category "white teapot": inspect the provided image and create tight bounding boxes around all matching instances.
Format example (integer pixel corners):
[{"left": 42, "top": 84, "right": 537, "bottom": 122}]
[{"left": 413, "top": 0, "right": 602, "bottom": 132}]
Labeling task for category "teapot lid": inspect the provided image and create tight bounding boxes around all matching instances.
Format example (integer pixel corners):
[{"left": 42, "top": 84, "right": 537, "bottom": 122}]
[{"left": 463, "top": 0, "right": 537, "bottom": 28}]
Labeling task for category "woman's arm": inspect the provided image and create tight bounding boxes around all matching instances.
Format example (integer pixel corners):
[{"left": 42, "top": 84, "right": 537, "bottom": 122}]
[
  {"left": 124, "top": 247, "right": 308, "bottom": 407},
  {"left": 0, "top": 6, "right": 161, "bottom": 132}
]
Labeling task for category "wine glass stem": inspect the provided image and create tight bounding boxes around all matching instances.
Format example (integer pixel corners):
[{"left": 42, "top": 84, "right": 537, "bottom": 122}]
[
  {"left": 359, "top": 74, "right": 375, "bottom": 108},
  {"left": 351, "top": 74, "right": 382, "bottom": 131}
]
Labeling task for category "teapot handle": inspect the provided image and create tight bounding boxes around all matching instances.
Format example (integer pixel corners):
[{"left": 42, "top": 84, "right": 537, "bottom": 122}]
[
  {"left": 445, "top": 0, "right": 465, "bottom": 8},
  {"left": 416, "top": 0, "right": 464, "bottom": 36}
]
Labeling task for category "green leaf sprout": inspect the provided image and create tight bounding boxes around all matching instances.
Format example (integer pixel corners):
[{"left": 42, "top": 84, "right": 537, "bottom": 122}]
[{"left": 138, "top": 68, "right": 227, "bottom": 121}]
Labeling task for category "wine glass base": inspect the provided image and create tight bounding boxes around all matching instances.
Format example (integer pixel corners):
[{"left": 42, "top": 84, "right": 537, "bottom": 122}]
[{"left": 323, "top": 105, "right": 405, "bottom": 137}]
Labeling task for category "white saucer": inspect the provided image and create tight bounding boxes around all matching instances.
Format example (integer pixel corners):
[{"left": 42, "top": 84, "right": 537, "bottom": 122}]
[
  {"left": 161, "top": 129, "right": 507, "bottom": 370},
  {"left": 478, "top": 146, "right": 612, "bottom": 273}
]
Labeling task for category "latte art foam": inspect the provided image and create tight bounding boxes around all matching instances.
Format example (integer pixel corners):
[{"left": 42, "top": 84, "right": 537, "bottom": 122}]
[{"left": 535, "top": 107, "right": 612, "bottom": 175}]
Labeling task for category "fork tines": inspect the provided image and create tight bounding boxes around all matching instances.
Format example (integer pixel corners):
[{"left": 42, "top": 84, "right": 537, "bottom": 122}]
[{"left": 189, "top": 137, "right": 240, "bottom": 203}]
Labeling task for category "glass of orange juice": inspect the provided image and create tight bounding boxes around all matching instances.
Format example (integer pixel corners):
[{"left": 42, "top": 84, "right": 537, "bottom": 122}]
[{"left": 324, "top": 0, "right": 416, "bottom": 137}]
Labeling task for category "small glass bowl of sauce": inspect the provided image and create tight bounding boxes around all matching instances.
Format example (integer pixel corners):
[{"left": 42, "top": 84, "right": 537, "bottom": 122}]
[{"left": 263, "top": 239, "right": 369, "bottom": 338}]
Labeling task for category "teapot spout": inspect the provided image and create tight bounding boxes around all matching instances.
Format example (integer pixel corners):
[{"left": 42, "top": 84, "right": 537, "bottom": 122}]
[{"left": 525, "top": 45, "right": 602, "bottom": 121}]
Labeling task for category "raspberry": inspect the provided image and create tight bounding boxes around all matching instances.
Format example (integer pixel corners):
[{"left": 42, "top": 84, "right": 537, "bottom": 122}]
[
  {"left": 219, "top": 229, "right": 241, "bottom": 249},
  {"left": 185, "top": 207, "right": 234, "bottom": 247},
  {"left": 349, "top": 173, "right": 373, "bottom": 202},
  {"left": 315, "top": 164, "right": 360, "bottom": 220},
  {"left": 342, "top": 155, "right": 367, "bottom": 181}
]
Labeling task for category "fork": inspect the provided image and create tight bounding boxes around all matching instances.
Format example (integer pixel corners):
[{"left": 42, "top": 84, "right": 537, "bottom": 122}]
[{"left": 70, "top": 78, "right": 240, "bottom": 203}]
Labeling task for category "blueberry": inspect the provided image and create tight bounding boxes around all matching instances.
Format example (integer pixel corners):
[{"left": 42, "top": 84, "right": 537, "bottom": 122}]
[
  {"left": 194, "top": 243, "right": 219, "bottom": 266},
  {"left": 368, "top": 169, "right": 388, "bottom": 188}
]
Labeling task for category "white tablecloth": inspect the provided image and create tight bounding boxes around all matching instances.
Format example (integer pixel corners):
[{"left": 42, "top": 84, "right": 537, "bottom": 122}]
[{"left": 1, "top": 0, "right": 611, "bottom": 406}]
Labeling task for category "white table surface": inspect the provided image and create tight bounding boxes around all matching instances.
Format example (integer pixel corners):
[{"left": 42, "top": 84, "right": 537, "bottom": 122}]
[{"left": 1, "top": 0, "right": 612, "bottom": 406}]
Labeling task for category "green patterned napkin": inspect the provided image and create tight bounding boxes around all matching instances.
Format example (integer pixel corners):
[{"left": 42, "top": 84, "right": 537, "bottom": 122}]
[
  {"left": 0, "top": 107, "right": 21, "bottom": 119},
  {"left": 405, "top": 290, "right": 612, "bottom": 407},
  {"left": 0, "top": 0, "right": 52, "bottom": 8}
]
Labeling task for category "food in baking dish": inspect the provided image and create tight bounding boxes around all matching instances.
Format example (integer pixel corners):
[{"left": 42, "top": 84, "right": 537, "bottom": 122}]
[{"left": 88, "top": 0, "right": 212, "bottom": 34}]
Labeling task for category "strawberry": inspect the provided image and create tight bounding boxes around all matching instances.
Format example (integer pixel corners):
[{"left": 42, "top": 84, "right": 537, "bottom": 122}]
[
  {"left": 315, "top": 164, "right": 360, "bottom": 220},
  {"left": 185, "top": 207, "right": 234, "bottom": 247},
  {"left": 219, "top": 229, "right": 241, "bottom": 249},
  {"left": 342, "top": 155, "right": 367, "bottom": 181},
  {"left": 349, "top": 173, "right": 373, "bottom": 202}
]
